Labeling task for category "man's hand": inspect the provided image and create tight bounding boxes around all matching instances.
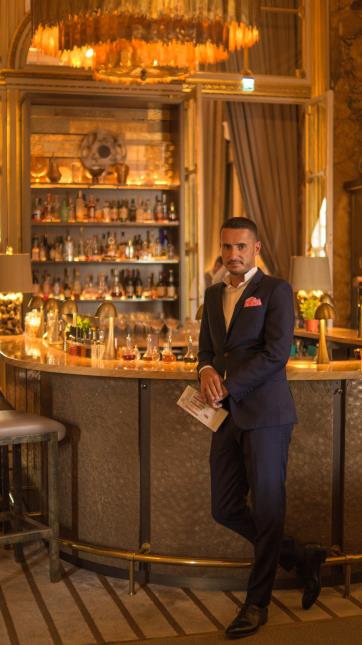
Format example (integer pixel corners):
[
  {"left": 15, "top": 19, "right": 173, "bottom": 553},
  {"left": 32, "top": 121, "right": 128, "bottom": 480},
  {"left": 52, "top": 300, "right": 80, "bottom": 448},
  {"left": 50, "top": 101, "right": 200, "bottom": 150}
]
[{"left": 200, "top": 367, "right": 228, "bottom": 408}]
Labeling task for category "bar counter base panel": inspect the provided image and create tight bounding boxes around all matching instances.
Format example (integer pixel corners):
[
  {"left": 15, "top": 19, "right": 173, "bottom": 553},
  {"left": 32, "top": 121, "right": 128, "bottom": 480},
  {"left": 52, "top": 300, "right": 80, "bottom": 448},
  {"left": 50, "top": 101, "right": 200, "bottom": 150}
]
[{"left": 1, "top": 336, "right": 362, "bottom": 592}]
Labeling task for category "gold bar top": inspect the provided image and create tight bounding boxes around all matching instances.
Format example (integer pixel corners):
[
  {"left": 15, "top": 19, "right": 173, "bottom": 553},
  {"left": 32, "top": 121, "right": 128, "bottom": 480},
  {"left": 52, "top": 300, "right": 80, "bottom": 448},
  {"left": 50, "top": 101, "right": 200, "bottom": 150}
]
[{"left": 0, "top": 336, "right": 361, "bottom": 381}]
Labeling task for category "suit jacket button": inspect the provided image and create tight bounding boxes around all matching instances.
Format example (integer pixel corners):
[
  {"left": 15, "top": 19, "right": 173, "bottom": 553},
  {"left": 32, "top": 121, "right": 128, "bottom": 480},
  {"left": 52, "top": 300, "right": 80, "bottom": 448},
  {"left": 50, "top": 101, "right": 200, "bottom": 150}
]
[{"left": 224, "top": 352, "right": 229, "bottom": 357}]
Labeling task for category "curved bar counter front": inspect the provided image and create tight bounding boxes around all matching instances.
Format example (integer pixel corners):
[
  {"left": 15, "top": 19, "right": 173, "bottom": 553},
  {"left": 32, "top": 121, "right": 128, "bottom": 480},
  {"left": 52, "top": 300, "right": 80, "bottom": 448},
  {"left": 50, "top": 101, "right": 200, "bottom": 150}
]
[{"left": 0, "top": 336, "right": 362, "bottom": 590}]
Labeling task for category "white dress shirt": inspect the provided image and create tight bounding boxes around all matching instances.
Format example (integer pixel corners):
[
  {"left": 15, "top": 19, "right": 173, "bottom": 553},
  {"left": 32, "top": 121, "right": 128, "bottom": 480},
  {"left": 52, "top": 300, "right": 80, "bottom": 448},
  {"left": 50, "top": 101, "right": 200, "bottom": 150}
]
[{"left": 222, "top": 266, "right": 258, "bottom": 331}]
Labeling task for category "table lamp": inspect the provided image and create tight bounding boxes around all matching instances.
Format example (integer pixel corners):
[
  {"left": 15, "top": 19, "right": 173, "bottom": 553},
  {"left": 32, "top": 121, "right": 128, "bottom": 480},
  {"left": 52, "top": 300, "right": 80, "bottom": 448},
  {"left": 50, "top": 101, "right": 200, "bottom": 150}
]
[
  {"left": 315, "top": 302, "right": 336, "bottom": 364},
  {"left": 289, "top": 256, "right": 333, "bottom": 330},
  {"left": 289, "top": 256, "right": 332, "bottom": 294},
  {"left": 0, "top": 247, "right": 33, "bottom": 335}
]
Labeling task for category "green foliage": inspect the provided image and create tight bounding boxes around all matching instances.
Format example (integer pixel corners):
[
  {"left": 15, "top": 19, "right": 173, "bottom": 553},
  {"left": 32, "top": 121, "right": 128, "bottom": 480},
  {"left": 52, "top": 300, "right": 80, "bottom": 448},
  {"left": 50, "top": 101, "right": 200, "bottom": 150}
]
[
  {"left": 76, "top": 316, "right": 91, "bottom": 335},
  {"left": 299, "top": 297, "right": 320, "bottom": 321}
]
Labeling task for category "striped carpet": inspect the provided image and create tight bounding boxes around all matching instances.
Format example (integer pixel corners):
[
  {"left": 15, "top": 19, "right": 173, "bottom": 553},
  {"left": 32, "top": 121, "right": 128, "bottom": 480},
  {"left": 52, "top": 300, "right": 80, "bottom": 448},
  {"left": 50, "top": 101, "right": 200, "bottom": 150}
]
[{"left": 1, "top": 544, "right": 362, "bottom": 644}]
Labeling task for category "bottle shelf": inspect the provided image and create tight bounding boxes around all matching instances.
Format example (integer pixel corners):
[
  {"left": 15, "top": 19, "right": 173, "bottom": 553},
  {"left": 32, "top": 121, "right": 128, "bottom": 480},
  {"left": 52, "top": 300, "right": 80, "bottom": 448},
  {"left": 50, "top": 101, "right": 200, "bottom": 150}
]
[
  {"left": 31, "top": 183, "right": 180, "bottom": 191},
  {"left": 32, "top": 259, "right": 179, "bottom": 265},
  {"left": 40, "top": 297, "right": 178, "bottom": 303},
  {"left": 31, "top": 220, "right": 179, "bottom": 228}
]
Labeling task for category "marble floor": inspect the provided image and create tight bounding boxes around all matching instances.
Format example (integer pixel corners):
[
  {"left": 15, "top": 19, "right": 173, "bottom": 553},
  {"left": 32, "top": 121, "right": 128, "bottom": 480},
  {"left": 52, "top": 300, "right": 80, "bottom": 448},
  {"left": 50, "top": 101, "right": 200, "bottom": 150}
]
[{"left": 1, "top": 544, "right": 362, "bottom": 644}]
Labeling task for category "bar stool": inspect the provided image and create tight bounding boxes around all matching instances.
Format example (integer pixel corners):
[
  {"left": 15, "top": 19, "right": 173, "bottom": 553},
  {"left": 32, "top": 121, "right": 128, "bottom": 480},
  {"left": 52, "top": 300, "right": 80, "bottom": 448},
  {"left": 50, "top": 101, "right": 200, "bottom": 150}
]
[{"left": 0, "top": 410, "right": 65, "bottom": 582}]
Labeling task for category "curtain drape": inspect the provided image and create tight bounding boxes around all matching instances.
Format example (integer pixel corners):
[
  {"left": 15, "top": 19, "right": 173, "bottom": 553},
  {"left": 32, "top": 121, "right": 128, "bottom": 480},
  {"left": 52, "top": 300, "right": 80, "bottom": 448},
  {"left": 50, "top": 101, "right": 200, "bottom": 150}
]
[
  {"left": 202, "top": 99, "right": 226, "bottom": 272},
  {"left": 226, "top": 102, "right": 300, "bottom": 280}
]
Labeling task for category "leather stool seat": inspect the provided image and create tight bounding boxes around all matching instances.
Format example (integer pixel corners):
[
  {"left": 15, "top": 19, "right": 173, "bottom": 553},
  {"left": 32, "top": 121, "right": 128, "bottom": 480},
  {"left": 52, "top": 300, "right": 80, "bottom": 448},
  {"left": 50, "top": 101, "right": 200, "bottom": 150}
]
[
  {"left": 0, "top": 411, "right": 65, "bottom": 441},
  {"left": 0, "top": 409, "right": 65, "bottom": 582}
]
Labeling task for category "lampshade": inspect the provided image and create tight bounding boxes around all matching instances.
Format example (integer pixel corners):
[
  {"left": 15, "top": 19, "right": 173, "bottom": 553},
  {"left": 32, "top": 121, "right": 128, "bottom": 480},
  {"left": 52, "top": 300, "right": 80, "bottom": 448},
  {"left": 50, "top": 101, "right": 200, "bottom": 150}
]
[
  {"left": 289, "top": 256, "right": 332, "bottom": 293},
  {"left": 0, "top": 253, "right": 33, "bottom": 293},
  {"left": 31, "top": 0, "right": 260, "bottom": 83}
]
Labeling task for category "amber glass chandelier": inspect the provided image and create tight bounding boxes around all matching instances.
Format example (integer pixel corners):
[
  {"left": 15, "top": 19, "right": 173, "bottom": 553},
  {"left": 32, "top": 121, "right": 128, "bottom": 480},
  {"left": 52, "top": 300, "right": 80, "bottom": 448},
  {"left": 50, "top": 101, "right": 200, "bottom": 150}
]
[{"left": 31, "top": 0, "right": 260, "bottom": 83}]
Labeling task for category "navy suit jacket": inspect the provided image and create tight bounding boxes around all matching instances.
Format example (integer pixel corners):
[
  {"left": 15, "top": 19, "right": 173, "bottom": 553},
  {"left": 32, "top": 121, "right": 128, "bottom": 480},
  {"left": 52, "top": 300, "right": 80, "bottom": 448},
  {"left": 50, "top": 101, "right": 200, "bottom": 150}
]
[{"left": 198, "top": 268, "right": 297, "bottom": 430}]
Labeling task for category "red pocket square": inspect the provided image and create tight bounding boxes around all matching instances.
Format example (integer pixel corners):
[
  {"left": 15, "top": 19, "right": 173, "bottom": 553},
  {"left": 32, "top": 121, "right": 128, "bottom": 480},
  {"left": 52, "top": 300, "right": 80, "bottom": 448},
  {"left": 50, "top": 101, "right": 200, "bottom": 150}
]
[{"left": 244, "top": 297, "right": 262, "bottom": 308}]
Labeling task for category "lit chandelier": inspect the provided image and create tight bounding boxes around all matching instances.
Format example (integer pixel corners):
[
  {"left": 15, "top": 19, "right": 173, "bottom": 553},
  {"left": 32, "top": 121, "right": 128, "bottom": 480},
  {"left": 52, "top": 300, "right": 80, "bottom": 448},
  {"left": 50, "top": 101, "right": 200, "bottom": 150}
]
[{"left": 31, "top": 1, "right": 260, "bottom": 83}]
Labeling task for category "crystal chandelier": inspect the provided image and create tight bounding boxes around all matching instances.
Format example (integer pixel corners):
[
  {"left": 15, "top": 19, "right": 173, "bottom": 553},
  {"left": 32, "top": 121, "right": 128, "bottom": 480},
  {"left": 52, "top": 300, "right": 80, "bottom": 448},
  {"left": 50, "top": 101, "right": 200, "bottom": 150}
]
[{"left": 31, "top": 1, "right": 260, "bottom": 83}]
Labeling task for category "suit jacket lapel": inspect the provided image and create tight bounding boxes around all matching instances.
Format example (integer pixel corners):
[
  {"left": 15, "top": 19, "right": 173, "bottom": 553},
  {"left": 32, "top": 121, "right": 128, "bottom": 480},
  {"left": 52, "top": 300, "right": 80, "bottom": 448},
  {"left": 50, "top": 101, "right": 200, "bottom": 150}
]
[{"left": 226, "top": 269, "right": 265, "bottom": 338}]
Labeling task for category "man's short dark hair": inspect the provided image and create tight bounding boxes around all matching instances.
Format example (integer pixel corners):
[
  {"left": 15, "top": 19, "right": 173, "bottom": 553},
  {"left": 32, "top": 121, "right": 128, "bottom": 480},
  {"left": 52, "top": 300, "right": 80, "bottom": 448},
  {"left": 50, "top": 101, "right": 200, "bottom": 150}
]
[{"left": 220, "top": 217, "right": 259, "bottom": 240}]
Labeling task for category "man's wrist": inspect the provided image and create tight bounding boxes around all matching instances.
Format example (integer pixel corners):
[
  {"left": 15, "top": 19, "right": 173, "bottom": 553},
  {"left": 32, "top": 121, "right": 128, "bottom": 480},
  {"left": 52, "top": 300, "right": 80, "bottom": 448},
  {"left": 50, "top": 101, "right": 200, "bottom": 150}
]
[{"left": 199, "top": 365, "right": 214, "bottom": 375}]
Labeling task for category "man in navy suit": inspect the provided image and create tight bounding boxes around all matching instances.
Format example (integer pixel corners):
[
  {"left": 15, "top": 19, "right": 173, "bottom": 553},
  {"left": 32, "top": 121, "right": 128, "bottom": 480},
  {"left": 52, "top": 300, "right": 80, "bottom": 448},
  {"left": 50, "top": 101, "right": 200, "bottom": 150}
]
[{"left": 198, "top": 217, "right": 326, "bottom": 639}]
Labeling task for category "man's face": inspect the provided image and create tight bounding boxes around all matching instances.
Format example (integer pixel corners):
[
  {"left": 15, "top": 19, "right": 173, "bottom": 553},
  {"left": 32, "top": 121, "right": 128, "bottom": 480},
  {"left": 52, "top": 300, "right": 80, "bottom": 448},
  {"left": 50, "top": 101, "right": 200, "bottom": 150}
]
[{"left": 220, "top": 227, "right": 261, "bottom": 279}]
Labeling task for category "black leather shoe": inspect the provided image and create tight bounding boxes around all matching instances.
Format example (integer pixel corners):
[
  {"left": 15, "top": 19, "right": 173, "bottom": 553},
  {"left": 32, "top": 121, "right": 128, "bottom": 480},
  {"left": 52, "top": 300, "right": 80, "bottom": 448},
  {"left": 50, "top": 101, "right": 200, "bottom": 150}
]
[
  {"left": 297, "top": 543, "right": 327, "bottom": 610},
  {"left": 225, "top": 603, "right": 268, "bottom": 639}
]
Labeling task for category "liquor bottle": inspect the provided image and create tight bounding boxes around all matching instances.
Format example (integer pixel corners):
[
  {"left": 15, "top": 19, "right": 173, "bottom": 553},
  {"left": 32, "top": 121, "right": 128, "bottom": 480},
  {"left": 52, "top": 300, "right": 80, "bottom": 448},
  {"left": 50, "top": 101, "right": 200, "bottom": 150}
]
[
  {"left": 128, "top": 198, "right": 137, "bottom": 222},
  {"left": 32, "top": 197, "right": 43, "bottom": 221},
  {"left": 53, "top": 195, "right": 60, "bottom": 221},
  {"left": 167, "top": 269, "right": 176, "bottom": 298},
  {"left": 150, "top": 273, "right": 158, "bottom": 299},
  {"left": 136, "top": 199, "right": 144, "bottom": 223},
  {"left": 162, "top": 194, "right": 168, "bottom": 219},
  {"left": 134, "top": 234, "right": 142, "bottom": 260},
  {"left": 119, "top": 200, "right": 128, "bottom": 222},
  {"left": 125, "top": 238, "right": 135, "bottom": 260},
  {"left": 110, "top": 201, "right": 118, "bottom": 221},
  {"left": 156, "top": 271, "right": 166, "bottom": 298},
  {"left": 183, "top": 335, "right": 197, "bottom": 369},
  {"left": 78, "top": 227, "right": 86, "bottom": 261},
  {"left": 60, "top": 198, "right": 69, "bottom": 223},
  {"left": 168, "top": 201, "right": 177, "bottom": 221},
  {"left": 68, "top": 196, "right": 76, "bottom": 222},
  {"left": 95, "top": 198, "right": 103, "bottom": 221},
  {"left": 125, "top": 270, "right": 135, "bottom": 298},
  {"left": 64, "top": 232, "right": 74, "bottom": 262},
  {"left": 43, "top": 272, "right": 52, "bottom": 300},
  {"left": 32, "top": 270, "right": 40, "bottom": 295},
  {"left": 88, "top": 194, "right": 96, "bottom": 220},
  {"left": 53, "top": 276, "right": 62, "bottom": 299},
  {"left": 103, "top": 200, "right": 111, "bottom": 222},
  {"left": 154, "top": 237, "right": 162, "bottom": 258},
  {"left": 97, "top": 273, "right": 108, "bottom": 298},
  {"left": 142, "top": 334, "right": 160, "bottom": 363},
  {"left": 161, "top": 335, "right": 177, "bottom": 364},
  {"left": 31, "top": 236, "right": 40, "bottom": 262},
  {"left": 154, "top": 196, "right": 163, "bottom": 221},
  {"left": 72, "top": 269, "right": 82, "bottom": 299},
  {"left": 144, "top": 199, "right": 152, "bottom": 222},
  {"left": 134, "top": 270, "right": 143, "bottom": 298},
  {"left": 118, "top": 232, "right": 127, "bottom": 259},
  {"left": 122, "top": 334, "right": 137, "bottom": 361},
  {"left": 39, "top": 235, "right": 48, "bottom": 262},
  {"left": 63, "top": 269, "right": 72, "bottom": 299},
  {"left": 111, "top": 270, "right": 122, "bottom": 298},
  {"left": 75, "top": 190, "right": 86, "bottom": 220}
]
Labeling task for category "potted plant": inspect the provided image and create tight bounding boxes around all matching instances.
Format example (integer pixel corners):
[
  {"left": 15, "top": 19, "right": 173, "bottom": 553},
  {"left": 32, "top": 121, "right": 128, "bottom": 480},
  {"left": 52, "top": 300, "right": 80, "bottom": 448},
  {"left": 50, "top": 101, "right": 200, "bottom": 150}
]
[{"left": 299, "top": 297, "right": 320, "bottom": 332}]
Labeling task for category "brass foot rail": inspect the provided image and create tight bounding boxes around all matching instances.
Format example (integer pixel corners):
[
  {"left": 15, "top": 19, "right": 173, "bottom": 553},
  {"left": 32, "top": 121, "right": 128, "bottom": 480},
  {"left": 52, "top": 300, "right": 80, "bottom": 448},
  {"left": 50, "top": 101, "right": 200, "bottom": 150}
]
[{"left": 59, "top": 538, "right": 362, "bottom": 597}]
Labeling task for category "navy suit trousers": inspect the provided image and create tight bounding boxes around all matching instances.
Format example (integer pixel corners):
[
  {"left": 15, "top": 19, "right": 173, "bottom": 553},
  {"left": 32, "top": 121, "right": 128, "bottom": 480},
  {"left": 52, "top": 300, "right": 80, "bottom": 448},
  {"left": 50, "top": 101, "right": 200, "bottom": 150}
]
[{"left": 210, "top": 416, "right": 296, "bottom": 607}]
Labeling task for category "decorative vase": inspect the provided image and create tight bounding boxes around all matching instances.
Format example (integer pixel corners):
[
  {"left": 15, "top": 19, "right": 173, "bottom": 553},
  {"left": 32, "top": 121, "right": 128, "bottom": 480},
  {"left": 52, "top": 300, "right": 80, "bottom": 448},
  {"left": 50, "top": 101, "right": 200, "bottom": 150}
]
[
  {"left": 305, "top": 319, "right": 319, "bottom": 333},
  {"left": 47, "top": 156, "right": 61, "bottom": 183},
  {"left": 115, "top": 162, "right": 129, "bottom": 185}
]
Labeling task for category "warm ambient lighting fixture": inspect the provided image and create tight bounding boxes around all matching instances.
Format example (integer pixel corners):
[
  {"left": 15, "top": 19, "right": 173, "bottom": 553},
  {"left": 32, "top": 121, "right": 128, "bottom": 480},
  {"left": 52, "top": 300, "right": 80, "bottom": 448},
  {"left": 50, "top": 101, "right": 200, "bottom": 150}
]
[
  {"left": 0, "top": 247, "right": 34, "bottom": 335},
  {"left": 31, "top": 0, "right": 260, "bottom": 83}
]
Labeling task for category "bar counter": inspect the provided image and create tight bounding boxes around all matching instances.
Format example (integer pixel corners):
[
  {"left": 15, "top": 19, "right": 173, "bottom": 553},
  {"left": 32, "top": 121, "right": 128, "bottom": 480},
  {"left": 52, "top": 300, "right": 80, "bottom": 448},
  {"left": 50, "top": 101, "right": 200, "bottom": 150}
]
[{"left": 1, "top": 335, "right": 362, "bottom": 589}]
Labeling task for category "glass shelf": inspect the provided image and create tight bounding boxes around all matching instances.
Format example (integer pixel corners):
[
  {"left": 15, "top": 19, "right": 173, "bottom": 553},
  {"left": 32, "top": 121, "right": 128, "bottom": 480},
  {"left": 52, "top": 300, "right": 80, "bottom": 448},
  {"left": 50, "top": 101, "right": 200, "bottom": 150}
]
[
  {"left": 32, "top": 259, "right": 179, "bottom": 265},
  {"left": 41, "top": 297, "right": 178, "bottom": 303},
  {"left": 31, "top": 220, "right": 179, "bottom": 227},
  {"left": 31, "top": 183, "right": 180, "bottom": 190}
]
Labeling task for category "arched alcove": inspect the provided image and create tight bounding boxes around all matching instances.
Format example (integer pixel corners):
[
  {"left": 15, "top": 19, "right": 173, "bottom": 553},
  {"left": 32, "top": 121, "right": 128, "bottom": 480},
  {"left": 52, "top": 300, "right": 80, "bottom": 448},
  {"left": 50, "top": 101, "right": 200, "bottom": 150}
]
[{"left": 8, "top": 12, "right": 31, "bottom": 70}]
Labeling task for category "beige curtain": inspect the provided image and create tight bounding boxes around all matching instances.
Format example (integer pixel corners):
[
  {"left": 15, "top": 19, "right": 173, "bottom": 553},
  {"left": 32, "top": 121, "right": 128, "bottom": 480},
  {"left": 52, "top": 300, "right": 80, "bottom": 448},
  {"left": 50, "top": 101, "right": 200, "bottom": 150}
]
[
  {"left": 202, "top": 99, "right": 226, "bottom": 272},
  {"left": 226, "top": 102, "right": 300, "bottom": 280},
  {"left": 225, "top": 0, "right": 300, "bottom": 77}
]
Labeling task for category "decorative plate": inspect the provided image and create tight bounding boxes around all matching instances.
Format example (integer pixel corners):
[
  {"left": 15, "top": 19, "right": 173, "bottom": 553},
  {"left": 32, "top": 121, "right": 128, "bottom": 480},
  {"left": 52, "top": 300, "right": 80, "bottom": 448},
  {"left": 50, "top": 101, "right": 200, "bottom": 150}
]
[{"left": 80, "top": 130, "right": 127, "bottom": 174}]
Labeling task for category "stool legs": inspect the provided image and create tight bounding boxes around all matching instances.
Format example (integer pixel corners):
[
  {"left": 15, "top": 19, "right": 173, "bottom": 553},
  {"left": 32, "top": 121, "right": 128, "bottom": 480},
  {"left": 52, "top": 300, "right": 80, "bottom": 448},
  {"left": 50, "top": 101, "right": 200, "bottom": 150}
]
[
  {"left": 47, "top": 433, "right": 60, "bottom": 582},
  {"left": 13, "top": 445, "right": 24, "bottom": 563}
]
